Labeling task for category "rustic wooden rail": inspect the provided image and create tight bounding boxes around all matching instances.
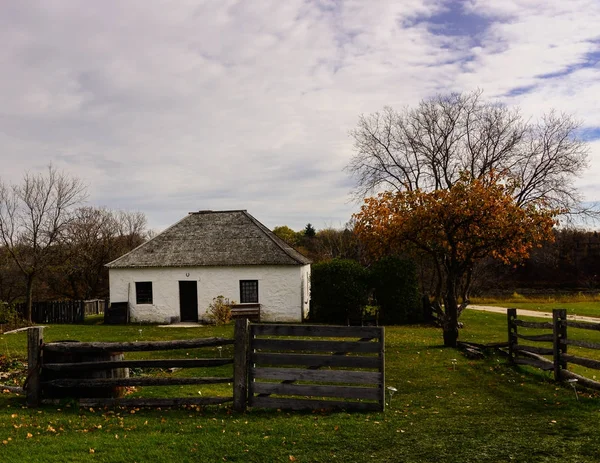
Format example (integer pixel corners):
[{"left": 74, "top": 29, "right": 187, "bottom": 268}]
[
  {"left": 248, "top": 324, "right": 385, "bottom": 411},
  {"left": 507, "top": 308, "right": 555, "bottom": 373},
  {"left": 508, "top": 308, "right": 600, "bottom": 391},
  {"left": 26, "top": 321, "right": 248, "bottom": 410},
  {"left": 26, "top": 320, "right": 386, "bottom": 411}
]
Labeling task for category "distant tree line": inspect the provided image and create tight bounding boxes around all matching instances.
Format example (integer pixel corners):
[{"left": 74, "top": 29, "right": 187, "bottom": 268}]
[
  {"left": 0, "top": 166, "right": 149, "bottom": 321},
  {"left": 275, "top": 222, "right": 600, "bottom": 296},
  {"left": 0, "top": 206, "right": 149, "bottom": 304}
]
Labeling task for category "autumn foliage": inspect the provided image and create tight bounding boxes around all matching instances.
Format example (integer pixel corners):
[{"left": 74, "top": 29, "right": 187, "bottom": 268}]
[{"left": 354, "top": 173, "right": 558, "bottom": 346}]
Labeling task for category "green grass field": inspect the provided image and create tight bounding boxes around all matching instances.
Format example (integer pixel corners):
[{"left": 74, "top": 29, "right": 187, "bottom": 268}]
[
  {"left": 1, "top": 310, "right": 600, "bottom": 462},
  {"left": 471, "top": 293, "right": 600, "bottom": 318}
]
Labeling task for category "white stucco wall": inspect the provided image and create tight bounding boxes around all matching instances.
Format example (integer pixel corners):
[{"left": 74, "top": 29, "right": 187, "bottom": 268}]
[{"left": 109, "top": 265, "right": 309, "bottom": 324}]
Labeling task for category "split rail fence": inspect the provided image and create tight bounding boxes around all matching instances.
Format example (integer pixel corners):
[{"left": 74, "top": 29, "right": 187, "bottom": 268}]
[
  {"left": 508, "top": 308, "right": 600, "bottom": 390},
  {"left": 26, "top": 321, "right": 385, "bottom": 412}
]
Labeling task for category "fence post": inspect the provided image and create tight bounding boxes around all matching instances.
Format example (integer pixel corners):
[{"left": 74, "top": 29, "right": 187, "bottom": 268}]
[
  {"left": 507, "top": 308, "right": 517, "bottom": 363},
  {"left": 26, "top": 327, "right": 44, "bottom": 407},
  {"left": 233, "top": 318, "right": 250, "bottom": 412},
  {"left": 552, "top": 309, "right": 567, "bottom": 381},
  {"left": 379, "top": 327, "right": 385, "bottom": 412}
]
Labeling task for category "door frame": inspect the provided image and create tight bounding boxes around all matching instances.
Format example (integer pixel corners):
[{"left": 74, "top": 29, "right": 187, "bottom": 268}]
[{"left": 178, "top": 280, "right": 198, "bottom": 322}]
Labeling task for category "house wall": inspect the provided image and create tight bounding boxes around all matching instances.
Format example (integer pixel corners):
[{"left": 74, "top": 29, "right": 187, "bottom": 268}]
[{"left": 109, "top": 265, "right": 307, "bottom": 324}]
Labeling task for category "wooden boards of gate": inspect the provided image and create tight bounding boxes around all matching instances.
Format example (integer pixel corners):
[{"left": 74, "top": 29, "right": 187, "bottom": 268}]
[{"left": 248, "top": 324, "right": 384, "bottom": 412}]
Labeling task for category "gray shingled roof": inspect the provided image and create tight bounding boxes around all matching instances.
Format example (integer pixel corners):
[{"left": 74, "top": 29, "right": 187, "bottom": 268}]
[{"left": 106, "top": 210, "right": 311, "bottom": 268}]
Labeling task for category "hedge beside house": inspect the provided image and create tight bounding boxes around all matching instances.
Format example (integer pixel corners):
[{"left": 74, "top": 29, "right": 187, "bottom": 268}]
[
  {"left": 370, "top": 256, "right": 422, "bottom": 324},
  {"left": 309, "top": 259, "right": 370, "bottom": 324}
]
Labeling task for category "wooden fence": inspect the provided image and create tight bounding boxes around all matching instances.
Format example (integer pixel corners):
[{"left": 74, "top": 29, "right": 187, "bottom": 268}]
[
  {"left": 247, "top": 324, "right": 385, "bottom": 411},
  {"left": 16, "top": 299, "right": 108, "bottom": 324},
  {"left": 83, "top": 299, "right": 107, "bottom": 316},
  {"left": 508, "top": 308, "right": 600, "bottom": 390},
  {"left": 27, "top": 322, "right": 241, "bottom": 409},
  {"left": 26, "top": 321, "right": 385, "bottom": 412}
]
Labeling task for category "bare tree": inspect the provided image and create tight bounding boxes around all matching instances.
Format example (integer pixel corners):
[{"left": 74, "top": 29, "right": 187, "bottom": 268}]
[
  {"left": 348, "top": 90, "right": 589, "bottom": 214},
  {"left": 0, "top": 166, "right": 87, "bottom": 321},
  {"left": 116, "top": 210, "right": 149, "bottom": 248},
  {"left": 348, "top": 90, "right": 591, "bottom": 322},
  {"left": 47, "top": 207, "right": 149, "bottom": 300}
]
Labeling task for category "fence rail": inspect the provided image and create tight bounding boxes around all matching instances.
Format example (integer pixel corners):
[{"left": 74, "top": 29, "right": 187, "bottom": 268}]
[
  {"left": 26, "top": 321, "right": 385, "bottom": 412},
  {"left": 508, "top": 308, "right": 600, "bottom": 391},
  {"left": 248, "top": 324, "right": 385, "bottom": 412},
  {"left": 26, "top": 326, "right": 238, "bottom": 409}
]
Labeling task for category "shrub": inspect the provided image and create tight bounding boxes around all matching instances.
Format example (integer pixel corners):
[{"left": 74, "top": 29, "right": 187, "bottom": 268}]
[
  {"left": 205, "top": 296, "right": 233, "bottom": 325},
  {"left": 310, "top": 259, "right": 370, "bottom": 324},
  {"left": 0, "top": 302, "right": 23, "bottom": 332},
  {"left": 370, "top": 256, "right": 422, "bottom": 324}
]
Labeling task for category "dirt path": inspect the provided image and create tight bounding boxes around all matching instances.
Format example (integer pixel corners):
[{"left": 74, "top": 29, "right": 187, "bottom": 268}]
[{"left": 468, "top": 305, "right": 600, "bottom": 323}]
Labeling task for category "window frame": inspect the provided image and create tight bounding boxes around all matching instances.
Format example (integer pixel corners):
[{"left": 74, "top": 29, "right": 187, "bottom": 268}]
[
  {"left": 239, "top": 280, "right": 259, "bottom": 304},
  {"left": 135, "top": 281, "right": 153, "bottom": 305}
]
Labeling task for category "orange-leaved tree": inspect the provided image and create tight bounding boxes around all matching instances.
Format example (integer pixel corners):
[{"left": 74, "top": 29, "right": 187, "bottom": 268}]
[{"left": 354, "top": 173, "right": 558, "bottom": 347}]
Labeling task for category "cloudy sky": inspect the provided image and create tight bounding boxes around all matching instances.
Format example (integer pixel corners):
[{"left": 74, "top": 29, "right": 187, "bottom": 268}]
[{"left": 2, "top": 0, "right": 599, "bottom": 232}]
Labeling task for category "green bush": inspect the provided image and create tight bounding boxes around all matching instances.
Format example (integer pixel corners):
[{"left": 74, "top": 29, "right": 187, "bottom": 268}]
[
  {"left": 310, "top": 259, "right": 370, "bottom": 324},
  {"left": 370, "top": 256, "right": 422, "bottom": 324},
  {"left": 0, "top": 302, "right": 24, "bottom": 333},
  {"left": 205, "top": 296, "right": 233, "bottom": 325}
]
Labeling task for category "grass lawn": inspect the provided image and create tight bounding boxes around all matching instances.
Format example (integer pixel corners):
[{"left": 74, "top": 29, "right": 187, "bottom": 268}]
[
  {"left": 471, "top": 293, "right": 600, "bottom": 318},
  {"left": 1, "top": 311, "right": 600, "bottom": 462}
]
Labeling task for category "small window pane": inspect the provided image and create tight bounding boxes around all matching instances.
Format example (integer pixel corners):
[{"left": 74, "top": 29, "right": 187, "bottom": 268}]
[
  {"left": 136, "top": 282, "right": 153, "bottom": 304},
  {"left": 239, "top": 280, "right": 258, "bottom": 304}
]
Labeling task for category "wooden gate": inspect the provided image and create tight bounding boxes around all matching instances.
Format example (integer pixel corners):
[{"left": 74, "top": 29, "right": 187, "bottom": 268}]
[{"left": 247, "top": 324, "right": 385, "bottom": 411}]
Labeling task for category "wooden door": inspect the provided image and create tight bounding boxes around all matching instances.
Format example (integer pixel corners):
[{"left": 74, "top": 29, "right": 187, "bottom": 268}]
[{"left": 179, "top": 281, "right": 198, "bottom": 322}]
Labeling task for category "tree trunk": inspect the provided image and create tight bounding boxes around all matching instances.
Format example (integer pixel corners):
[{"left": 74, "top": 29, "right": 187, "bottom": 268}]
[
  {"left": 442, "top": 276, "right": 459, "bottom": 347},
  {"left": 25, "top": 273, "right": 34, "bottom": 323}
]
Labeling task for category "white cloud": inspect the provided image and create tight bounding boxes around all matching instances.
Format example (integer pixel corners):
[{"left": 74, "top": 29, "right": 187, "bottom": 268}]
[{"left": 0, "top": 0, "right": 599, "bottom": 231}]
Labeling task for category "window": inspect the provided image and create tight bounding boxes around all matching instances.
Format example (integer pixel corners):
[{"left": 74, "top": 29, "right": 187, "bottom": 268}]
[
  {"left": 135, "top": 281, "right": 153, "bottom": 304},
  {"left": 239, "top": 280, "right": 258, "bottom": 304}
]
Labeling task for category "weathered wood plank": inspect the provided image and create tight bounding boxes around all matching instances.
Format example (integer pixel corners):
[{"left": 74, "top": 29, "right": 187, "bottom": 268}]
[
  {"left": 42, "top": 358, "right": 233, "bottom": 372},
  {"left": 507, "top": 308, "right": 517, "bottom": 363},
  {"left": 42, "top": 397, "right": 234, "bottom": 408},
  {"left": 563, "top": 339, "right": 600, "bottom": 350},
  {"left": 553, "top": 309, "right": 568, "bottom": 381},
  {"left": 514, "top": 320, "right": 553, "bottom": 329},
  {"left": 43, "top": 376, "right": 233, "bottom": 388},
  {"left": 514, "top": 345, "right": 554, "bottom": 355},
  {"left": 515, "top": 349, "right": 554, "bottom": 371},
  {"left": 379, "top": 326, "right": 385, "bottom": 410},
  {"left": 251, "top": 382, "right": 380, "bottom": 400},
  {"left": 561, "top": 370, "right": 600, "bottom": 391},
  {"left": 251, "top": 352, "right": 380, "bottom": 369},
  {"left": 251, "top": 324, "right": 382, "bottom": 338},
  {"left": 252, "top": 367, "right": 381, "bottom": 384},
  {"left": 27, "top": 327, "right": 43, "bottom": 407},
  {"left": 233, "top": 318, "right": 249, "bottom": 412},
  {"left": 515, "top": 333, "right": 553, "bottom": 342},
  {"left": 565, "top": 320, "right": 600, "bottom": 331},
  {"left": 514, "top": 358, "right": 554, "bottom": 371},
  {"left": 250, "top": 396, "right": 381, "bottom": 411},
  {"left": 43, "top": 337, "right": 234, "bottom": 353},
  {"left": 0, "top": 385, "right": 24, "bottom": 394},
  {"left": 561, "top": 354, "right": 600, "bottom": 370},
  {"left": 252, "top": 339, "right": 381, "bottom": 353}
]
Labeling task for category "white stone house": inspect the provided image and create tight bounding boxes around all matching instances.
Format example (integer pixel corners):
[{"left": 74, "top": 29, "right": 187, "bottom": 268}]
[{"left": 106, "top": 210, "right": 311, "bottom": 323}]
